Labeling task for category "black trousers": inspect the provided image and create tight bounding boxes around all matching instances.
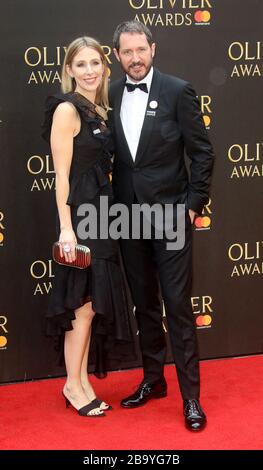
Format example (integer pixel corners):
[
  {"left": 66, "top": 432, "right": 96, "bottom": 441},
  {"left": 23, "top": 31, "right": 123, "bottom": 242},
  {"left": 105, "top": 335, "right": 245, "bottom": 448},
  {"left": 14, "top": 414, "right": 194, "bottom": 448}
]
[{"left": 120, "top": 213, "right": 200, "bottom": 400}]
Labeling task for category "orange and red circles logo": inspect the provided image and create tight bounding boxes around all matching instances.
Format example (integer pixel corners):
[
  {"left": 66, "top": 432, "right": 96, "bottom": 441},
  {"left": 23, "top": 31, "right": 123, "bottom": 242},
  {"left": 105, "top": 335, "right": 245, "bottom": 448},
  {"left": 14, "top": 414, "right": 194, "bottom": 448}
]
[
  {"left": 195, "top": 10, "right": 211, "bottom": 23},
  {"left": 194, "top": 215, "right": 211, "bottom": 229},
  {"left": 196, "top": 315, "right": 212, "bottom": 327},
  {"left": 0, "top": 233, "right": 4, "bottom": 243},
  {"left": 0, "top": 336, "right": 7, "bottom": 347},
  {"left": 203, "top": 115, "right": 211, "bottom": 127}
]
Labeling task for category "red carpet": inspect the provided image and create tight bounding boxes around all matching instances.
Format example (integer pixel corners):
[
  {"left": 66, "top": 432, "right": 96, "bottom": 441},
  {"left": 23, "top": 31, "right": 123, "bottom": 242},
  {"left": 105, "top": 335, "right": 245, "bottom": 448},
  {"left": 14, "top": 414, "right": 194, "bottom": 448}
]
[{"left": 0, "top": 356, "right": 262, "bottom": 450}]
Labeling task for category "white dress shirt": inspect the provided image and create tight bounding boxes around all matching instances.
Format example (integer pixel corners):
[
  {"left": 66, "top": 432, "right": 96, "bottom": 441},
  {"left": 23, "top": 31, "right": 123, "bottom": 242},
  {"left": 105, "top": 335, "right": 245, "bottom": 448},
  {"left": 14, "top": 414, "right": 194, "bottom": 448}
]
[{"left": 120, "top": 67, "right": 153, "bottom": 161}]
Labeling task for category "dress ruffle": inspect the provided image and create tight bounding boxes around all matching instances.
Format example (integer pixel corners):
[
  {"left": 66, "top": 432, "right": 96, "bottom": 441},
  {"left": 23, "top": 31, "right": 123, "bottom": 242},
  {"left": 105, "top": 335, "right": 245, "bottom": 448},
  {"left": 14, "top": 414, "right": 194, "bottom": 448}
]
[
  {"left": 47, "top": 258, "right": 133, "bottom": 366},
  {"left": 47, "top": 258, "right": 131, "bottom": 339},
  {"left": 67, "top": 158, "right": 113, "bottom": 206},
  {"left": 42, "top": 92, "right": 109, "bottom": 143}
]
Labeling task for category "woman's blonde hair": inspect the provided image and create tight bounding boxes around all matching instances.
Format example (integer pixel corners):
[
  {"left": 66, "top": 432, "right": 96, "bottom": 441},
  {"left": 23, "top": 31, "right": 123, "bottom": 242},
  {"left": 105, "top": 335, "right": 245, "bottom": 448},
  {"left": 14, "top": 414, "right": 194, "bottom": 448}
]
[{"left": 61, "top": 36, "right": 109, "bottom": 111}]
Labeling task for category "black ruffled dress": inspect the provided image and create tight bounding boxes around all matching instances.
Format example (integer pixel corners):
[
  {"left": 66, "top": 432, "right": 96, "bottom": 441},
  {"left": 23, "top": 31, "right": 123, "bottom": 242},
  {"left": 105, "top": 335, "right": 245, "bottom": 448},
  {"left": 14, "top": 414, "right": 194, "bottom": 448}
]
[{"left": 42, "top": 92, "right": 134, "bottom": 376}]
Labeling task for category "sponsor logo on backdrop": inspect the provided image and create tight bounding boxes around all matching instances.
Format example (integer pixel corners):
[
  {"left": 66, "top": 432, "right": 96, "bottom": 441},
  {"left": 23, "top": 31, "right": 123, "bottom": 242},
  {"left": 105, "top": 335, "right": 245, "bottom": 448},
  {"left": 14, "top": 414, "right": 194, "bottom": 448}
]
[
  {"left": 24, "top": 46, "right": 112, "bottom": 85},
  {"left": 129, "top": 0, "right": 212, "bottom": 27},
  {"left": 228, "top": 241, "right": 263, "bottom": 277},
  {"left": 192, "top": 295, "right": 213, "bottom": 328},
  {"left": 198, "top": 94, "right": 212, "bottom": 129},
  {"left": 228, "top": 41, "right": 263, "bottom": 78},
  {"left": 30, "top": 259, "right": 54, "bottom": 295},
  {"left": 228, "top": 143, "right": 263, "bottom": 178},
  {"left": 27, "top": 154, "right": 55, "bottom": 191},
  {"left": 0, "top": 212, "right": 5, "bottom": 246},
  {"left": 0, "top": 315, "right": 8, "bottom": 349},
  {"left": 194, "top": 198, "right": 212, "bottom": 230},
  {"left": 163, "top": 295, "right": 213, "bottom": 329}
]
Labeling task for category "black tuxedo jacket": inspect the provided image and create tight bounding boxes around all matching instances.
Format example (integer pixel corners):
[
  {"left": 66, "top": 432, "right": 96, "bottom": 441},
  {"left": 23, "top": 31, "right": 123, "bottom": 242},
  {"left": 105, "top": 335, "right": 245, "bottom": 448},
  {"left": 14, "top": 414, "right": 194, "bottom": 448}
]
[{"left": 109, "top": 68, "right": 214, "bottom": 214}]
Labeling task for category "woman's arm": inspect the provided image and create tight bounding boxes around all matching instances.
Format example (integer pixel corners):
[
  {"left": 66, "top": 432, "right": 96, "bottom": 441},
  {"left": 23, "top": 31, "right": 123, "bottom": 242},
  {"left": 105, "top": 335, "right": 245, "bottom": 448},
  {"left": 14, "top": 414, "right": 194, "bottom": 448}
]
[{"left": 50, "top": 102, "right": 79, "bottom": 262}]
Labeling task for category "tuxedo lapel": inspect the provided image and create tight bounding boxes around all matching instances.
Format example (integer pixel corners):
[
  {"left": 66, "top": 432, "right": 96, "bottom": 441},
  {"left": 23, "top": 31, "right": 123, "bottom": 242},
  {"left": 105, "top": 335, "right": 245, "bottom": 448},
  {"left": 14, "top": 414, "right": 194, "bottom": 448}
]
[
  {"left": 113, "top": 77, "right": 134, "bottom": 166},
  {"left": 135, "top": 68, "right": 162, "bottom": 165}
]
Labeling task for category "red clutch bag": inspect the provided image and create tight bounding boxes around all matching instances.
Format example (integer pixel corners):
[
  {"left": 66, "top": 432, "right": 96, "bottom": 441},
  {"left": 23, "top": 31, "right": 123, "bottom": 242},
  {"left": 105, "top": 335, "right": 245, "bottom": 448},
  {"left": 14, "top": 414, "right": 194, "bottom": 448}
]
[{"left": 52, "top": 242, "right": 91, "bottom": 269}]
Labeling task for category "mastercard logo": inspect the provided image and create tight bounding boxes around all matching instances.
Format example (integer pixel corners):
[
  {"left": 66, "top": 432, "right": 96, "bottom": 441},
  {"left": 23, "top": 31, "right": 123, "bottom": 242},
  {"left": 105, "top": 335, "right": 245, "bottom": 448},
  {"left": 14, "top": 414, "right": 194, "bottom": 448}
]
[
  {"left": 203, "top": 115, "right": 211, "bottom": 127},
  {"left": 0, "top": 336, "right": 7, "bottom": 348},
  {"left": 194, "top": 216, "right": 211, "bottom": 229},
  {"left": 0, "top": 232, "right": 4, "bottom": 243},
  {"left": 195, "top": 10, "right": 211, "bottom": 23},
  {"left": 196, "top": 315, "right": 212, "bottom": 327}
]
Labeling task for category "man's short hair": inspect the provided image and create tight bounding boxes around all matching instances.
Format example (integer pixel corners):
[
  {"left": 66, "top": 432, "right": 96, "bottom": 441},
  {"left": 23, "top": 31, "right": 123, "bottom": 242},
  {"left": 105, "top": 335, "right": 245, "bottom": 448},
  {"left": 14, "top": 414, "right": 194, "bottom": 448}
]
[{"left": 113, "top": 20, "right": 153, "bottom": 51}]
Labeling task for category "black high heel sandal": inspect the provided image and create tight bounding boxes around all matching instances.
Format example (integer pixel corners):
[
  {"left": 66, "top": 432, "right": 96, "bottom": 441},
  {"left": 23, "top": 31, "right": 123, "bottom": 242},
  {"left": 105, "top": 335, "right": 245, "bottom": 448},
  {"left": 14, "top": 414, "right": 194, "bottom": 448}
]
[
  {"left": 62, "top": 392, "right": 106, "bottom": 417},
  {"left": 93, "top": 398, "right": 113, "bottom": 411}
]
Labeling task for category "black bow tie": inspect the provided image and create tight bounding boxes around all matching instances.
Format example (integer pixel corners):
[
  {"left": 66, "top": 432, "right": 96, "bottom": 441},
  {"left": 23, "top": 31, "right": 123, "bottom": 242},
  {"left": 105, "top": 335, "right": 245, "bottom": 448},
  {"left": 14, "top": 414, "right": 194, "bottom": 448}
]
[{"left": 125, "top": 82, "right": 148, "bottom": 93}]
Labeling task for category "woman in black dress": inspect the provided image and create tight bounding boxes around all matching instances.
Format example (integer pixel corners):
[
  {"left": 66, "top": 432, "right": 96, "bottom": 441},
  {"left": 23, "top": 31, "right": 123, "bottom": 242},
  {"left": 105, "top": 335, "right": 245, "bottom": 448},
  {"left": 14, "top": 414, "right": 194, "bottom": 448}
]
[{"left": 42, "top": 37, "right": 133, "bottom": 417}]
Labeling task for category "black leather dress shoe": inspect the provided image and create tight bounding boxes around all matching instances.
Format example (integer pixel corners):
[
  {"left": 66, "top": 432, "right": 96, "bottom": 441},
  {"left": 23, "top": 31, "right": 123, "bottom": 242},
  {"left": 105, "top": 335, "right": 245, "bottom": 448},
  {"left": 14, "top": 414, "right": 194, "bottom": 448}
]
[
  {"left": 183, "top": 399, "right": 207, "bottom": 431},
  {"left": 121, "top": 378, "right": 167, "bottom": 408}
]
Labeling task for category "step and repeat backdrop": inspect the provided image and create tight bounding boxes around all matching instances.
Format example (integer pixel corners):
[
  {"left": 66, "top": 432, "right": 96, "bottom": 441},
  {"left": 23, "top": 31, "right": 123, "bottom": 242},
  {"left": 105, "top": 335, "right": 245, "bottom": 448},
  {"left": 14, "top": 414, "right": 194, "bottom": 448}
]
[{"left": 0, "top": 0, "right": 263, "bottom": 382}]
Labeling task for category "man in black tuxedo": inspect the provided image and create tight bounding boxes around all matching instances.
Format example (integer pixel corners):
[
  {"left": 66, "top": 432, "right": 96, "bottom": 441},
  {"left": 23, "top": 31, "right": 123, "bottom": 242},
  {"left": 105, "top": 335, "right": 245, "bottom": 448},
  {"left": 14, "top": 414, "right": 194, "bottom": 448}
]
[{"left": 109, "top": 20, "right": 214, "bottom": 431}]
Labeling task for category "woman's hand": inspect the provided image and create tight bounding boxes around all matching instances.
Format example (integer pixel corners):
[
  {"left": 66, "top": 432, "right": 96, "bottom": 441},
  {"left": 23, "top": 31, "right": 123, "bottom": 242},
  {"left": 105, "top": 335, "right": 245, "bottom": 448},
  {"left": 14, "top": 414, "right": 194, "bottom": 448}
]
[{"left": 59, "top": 228, "right": 77, "bottom": 263}]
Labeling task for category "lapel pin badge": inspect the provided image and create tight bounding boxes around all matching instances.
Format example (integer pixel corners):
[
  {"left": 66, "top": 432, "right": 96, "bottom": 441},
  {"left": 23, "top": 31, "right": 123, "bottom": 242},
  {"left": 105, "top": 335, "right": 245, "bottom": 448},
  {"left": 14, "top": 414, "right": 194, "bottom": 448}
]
[{"left": 149, "top": 100, "right": 158, "bottom": 109}]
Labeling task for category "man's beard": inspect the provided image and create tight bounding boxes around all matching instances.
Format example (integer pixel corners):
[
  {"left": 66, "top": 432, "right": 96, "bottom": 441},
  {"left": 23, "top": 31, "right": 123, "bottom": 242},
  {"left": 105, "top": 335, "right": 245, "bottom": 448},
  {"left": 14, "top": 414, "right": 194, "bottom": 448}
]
[{"left": 123, "top": 59, "right": 153, "bottom": 82}]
